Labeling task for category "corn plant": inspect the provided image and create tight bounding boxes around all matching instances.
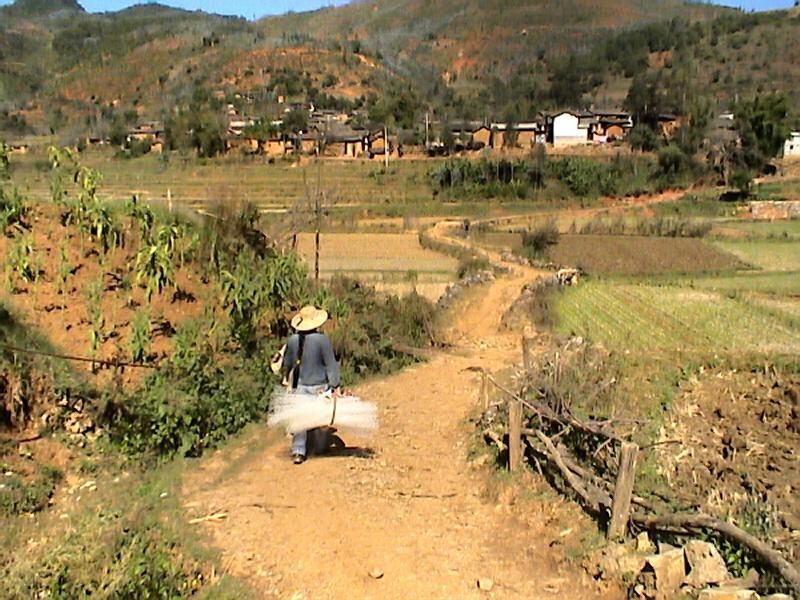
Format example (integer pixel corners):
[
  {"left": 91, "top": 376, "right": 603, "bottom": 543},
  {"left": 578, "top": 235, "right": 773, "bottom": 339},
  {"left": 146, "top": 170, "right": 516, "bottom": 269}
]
[
  {"left": 5, "top": 235, "right": 38, "bottom": 290},
  {"left": 0, "top": 186, "right": 27, "bottom": 233},
  {"left": 85, "top": 277, "right": 106, "bottom": 364},
  {"left": 83, "top": 196, "right": 120, "bottom": 254},
  {"left": 129, "top": 308, "right": 152, "bottom": 363},
  {"left": 220, "top": 249, "right": 307, "bottom": 348},
  {"left": 56, "top": 244, "right": 72, "bottom": 296},
  {"left": 135, "top": 226, "right": 176, "bottom": 302},
  {"left": 124, "top": 195, "right": 154, "bottom": 239},
  {"left": 47, "top": 146, "right": 76, "bottom": 206}
]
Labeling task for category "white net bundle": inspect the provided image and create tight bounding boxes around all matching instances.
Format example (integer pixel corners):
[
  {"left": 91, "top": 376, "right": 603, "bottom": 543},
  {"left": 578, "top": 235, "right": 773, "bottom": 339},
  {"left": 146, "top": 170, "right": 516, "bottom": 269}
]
[{"left": 267, "top": 390, "right": 379, "bottom": 437}]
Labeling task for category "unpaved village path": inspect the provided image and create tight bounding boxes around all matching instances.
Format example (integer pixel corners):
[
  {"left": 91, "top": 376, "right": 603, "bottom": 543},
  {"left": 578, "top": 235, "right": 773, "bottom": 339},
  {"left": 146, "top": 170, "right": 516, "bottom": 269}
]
[
  {"left": 183, "top": 257, "right": 609, "bottom": 599},
  {"left": 179, "top": 192, "right": 683, "bottom": 599}
]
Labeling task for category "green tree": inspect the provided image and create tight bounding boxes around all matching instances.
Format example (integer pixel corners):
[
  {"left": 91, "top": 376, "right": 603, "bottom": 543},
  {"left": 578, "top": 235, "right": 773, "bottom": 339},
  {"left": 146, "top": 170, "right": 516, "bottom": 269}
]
[
  {"left": 0, "top": 140, "right": 9, "bottom": 178},
  {"left": 734, "top": 93, "right": 792, "bottom": 173},
  {"left": 281, "top": 109, "right": 308, "bottom": 135}
]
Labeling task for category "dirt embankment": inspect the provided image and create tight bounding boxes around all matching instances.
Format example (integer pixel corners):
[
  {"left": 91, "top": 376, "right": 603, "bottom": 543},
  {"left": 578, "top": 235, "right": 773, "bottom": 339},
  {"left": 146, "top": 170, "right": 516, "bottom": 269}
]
[{"left": 659, "top": 369, "right": 800, "bottom": 560}]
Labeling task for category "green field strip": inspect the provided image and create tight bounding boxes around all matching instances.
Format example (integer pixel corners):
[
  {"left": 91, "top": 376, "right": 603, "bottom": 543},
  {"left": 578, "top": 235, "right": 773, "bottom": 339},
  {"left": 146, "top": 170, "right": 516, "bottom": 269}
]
[
  {"left": 685, "top": 271, "right": 800, "bottom": 295},
  {"left": 713, "top": 240, "right": 800, "bottom": 272},
  {"left": 556, "top": 281, "right": 800, "bottom": 356},
  {"left": 621, "top": 286, "right": 711, "bottom": 350}
]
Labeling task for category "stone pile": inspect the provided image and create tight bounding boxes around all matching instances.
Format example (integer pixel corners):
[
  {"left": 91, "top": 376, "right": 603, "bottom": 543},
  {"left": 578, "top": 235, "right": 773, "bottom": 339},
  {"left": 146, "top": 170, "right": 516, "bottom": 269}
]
[{"left": 590, "top": 535, "right": 788, "bottom": 600}]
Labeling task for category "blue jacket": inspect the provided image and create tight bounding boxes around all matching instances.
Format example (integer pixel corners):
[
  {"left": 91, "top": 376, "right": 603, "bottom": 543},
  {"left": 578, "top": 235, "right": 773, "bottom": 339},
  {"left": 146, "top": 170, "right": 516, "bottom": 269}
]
[{"left": 281, "top": 332, "right": 340, "bottom": 389}]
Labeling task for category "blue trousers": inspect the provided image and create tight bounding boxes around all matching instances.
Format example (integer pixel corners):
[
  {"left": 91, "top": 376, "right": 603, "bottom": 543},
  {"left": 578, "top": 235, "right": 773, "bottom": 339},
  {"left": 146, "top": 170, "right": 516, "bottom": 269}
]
[{"left": 291, "top": 384, "right": 327, "bottom": 457}]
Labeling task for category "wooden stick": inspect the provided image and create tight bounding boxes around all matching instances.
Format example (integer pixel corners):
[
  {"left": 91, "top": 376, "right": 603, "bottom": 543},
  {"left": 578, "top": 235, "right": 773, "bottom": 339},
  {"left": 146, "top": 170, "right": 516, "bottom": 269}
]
[
  {"left": 608, "top": 442, "right": 639, "bottom": 541},
  {"left": 525, "top": 431, "right": 800, "bottom": 592},
  {"left": 533, "top": 430, "right": 609, "bottom": 512},
  {"left": 188, "top": 512, "right": 227, "bottom": 524},
  {"left": 508, "top": 399, "right": 523, "bottom": 472},
  {"left": 480, "top": 370, "right": 489, "bottom": 411}
]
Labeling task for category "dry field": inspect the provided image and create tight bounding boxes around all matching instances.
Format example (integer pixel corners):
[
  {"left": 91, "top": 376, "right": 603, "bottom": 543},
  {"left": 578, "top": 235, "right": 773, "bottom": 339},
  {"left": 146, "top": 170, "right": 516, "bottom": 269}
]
[
  {"left": 550, "top": 235, "right": 745, "bottom": 275},
  {"left": 294, "top": 232, "right": 459, "bottom": 301},
  {"left": 472, "top": 232, "right": 744, "bottom": 275}
]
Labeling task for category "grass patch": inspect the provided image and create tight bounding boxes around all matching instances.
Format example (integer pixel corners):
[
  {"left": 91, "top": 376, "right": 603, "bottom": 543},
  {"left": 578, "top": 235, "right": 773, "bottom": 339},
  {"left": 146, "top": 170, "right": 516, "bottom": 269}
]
[
  {"left": 653, "top": 193, "right": 742, "bottom": 218},
  {"left": 720, "top": 220, "right": 800, "bottom": 240},
  {"left": 0, "top": 464, "right": 62, "bottom": 516},
  {"left": 713, "top": 240, "right": 800, "bottom": 271},
  {"left": 0, "top": 461, "right": 252, "bottom": 599}
]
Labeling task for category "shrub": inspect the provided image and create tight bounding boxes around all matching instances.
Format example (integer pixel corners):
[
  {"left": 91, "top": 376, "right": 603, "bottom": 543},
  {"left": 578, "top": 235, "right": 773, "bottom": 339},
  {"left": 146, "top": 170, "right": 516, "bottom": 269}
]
[
  {"left": 106, "top": 320, "right": 274, "bottom": 458},
  {"left": 0, "top": 465, "right": 62, "bottom": 515},
  {"left": 522, "top": 221, "right": 560, "bottom": 258},
  {"left": 548, "top": 157, "right": 617, "bottom": 197},
  {"left": 457, "top": 255, "right": 492, "bottom": 278},
  {"left": 324, "top": 276, "right": 436, "bottom": 383}
]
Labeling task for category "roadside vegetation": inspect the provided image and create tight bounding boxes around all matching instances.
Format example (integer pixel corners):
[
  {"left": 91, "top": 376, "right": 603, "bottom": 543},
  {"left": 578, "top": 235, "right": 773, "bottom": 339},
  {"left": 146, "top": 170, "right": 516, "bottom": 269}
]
[{"left": 0, "top": 146, "right": 440, "bottom": 597}]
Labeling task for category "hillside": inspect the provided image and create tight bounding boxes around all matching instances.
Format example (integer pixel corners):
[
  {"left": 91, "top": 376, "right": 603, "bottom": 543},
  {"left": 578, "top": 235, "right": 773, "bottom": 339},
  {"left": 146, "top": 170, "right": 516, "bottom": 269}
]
[
  {"left": 3, "top": 0, "right": 800, "bottom": 140},
  {"left": 257, "top": 0, "right": 730, "bottom": 105}
]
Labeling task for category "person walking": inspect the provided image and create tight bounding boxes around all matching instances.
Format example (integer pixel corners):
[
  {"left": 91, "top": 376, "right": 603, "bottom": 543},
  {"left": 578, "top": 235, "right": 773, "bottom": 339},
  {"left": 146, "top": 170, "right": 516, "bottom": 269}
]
[{"left": 281, "top": 305, "right": 340, "bottom": 464}]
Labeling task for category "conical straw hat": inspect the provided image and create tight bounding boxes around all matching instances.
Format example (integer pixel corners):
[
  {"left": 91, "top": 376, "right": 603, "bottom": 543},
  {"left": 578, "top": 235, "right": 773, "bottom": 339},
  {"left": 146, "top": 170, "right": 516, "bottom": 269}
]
[{"left": 291, "top": 305, "right": 328, "bottom": 332}]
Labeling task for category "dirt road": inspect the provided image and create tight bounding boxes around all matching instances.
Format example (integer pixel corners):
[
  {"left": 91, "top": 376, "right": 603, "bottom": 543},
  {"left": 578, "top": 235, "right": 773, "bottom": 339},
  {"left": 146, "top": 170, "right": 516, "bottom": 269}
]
[{"left": 182, "top": 223, "right": 618, "bottom": 599}]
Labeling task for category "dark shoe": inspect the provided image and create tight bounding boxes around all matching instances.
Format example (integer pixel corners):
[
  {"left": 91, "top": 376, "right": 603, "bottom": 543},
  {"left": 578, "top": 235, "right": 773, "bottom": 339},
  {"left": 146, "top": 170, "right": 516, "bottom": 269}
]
[{"left": 292, "top": 453, "right": 305, "bottom": 464}]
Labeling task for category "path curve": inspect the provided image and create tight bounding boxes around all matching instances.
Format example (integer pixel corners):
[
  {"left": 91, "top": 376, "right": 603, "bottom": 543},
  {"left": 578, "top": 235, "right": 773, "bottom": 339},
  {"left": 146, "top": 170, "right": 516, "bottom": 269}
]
[{"left": 179, "top": 193, "right": 686, "bottom": 598}]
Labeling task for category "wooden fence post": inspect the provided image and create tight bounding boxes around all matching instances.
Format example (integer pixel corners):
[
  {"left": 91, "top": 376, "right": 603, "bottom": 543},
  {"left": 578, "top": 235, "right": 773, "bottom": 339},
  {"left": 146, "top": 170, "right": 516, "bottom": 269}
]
[
  {"left": 508, "top": 399, "right": 522, "bottom": 472},
  {"left": 522, "top": 326, "right": 534, "bottom": 371},
  {"left": 608, "top": 442, "right": 639, "bottom": 541}
]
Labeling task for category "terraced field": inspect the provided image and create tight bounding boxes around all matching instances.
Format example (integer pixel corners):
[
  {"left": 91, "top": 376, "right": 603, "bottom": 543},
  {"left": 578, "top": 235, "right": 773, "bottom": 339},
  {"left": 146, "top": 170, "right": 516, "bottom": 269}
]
[
  {"left": 294, "top": 232, "right": 459, "bottom": 301},
  {"left": 10, "top": 151, "right": 435, "bottom": 213},
  {"left": 556, "top": 281, "right": 800, "bottom": 354}
]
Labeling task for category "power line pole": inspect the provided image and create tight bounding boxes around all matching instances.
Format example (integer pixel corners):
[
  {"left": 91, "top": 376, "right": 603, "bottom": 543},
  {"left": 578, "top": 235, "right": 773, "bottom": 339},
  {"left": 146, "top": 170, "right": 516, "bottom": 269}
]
[{"left": 314, "top": 159, "right": 322, "bottom": 284}]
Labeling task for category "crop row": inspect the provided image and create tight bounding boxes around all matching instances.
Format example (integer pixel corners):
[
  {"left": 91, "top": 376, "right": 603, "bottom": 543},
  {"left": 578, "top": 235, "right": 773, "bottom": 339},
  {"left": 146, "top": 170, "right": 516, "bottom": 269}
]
[{"left": 556, "top": 281, "right": 800, "bottom": 355}]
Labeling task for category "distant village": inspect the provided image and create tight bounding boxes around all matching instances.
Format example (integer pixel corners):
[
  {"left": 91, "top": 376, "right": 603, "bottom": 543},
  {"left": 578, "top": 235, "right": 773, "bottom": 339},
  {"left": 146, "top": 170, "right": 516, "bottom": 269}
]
[{"left": 7, "top": 102, "right": 800, "bottom": 161}]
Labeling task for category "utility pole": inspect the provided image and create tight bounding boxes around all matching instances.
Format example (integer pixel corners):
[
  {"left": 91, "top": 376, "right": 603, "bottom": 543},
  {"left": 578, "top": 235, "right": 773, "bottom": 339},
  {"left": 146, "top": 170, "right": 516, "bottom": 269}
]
[
  {"left": 425, "top": 112, "right": 430, "bottom": 149},
  {"left": 384, "top": 125, "right": 389, "bottom": 169},
  {"left": 315, "top": 159, "right": 321, "bottom": 284}
]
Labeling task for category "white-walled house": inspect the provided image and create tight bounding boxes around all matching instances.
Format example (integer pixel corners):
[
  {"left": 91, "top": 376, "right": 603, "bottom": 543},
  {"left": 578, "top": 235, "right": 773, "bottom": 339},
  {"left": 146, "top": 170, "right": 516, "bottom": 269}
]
[
  {"left": 545, "top": 111, "right": 591, "bottom": 147},
  {"left": 784, "top": 132, "right": 800, "bottom": 158}
]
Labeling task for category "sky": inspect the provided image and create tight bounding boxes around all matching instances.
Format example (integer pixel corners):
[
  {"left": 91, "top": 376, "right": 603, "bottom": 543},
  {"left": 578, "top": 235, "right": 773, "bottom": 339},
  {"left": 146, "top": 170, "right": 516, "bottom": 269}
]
[{"left": 0, "top": 0, "right": 795, "bottom": 20}]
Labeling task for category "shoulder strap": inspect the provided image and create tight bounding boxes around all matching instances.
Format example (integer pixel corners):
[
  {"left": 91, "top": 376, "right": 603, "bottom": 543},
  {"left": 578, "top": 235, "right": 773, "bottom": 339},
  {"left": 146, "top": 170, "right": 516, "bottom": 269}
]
[{"left": 291, "top": 333, "right": 307, "bottom": 389}]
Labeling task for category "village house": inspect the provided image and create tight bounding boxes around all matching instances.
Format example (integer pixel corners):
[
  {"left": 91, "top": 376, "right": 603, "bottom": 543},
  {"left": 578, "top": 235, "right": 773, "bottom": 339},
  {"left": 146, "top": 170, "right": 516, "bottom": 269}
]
[
  {"left": 127, "top": 121, "right": 164, "bottom": 145},
  {"left": 590, "top": 110, "right": 633, "bottom": 143},
  {"left": 544, "top": 111, "right": 592, "bottom": 147},
  {"left": 657, "top": 114, "right": 682, "bottom": 139},
  {"left": 783, "top": 131, "right": 800, "bottom": 158},
  {"left": 262, "top": 137, "right": 288, "bottom": 156},
  {"left": 489, "top": 122, "right": 545, "bottom": 149},
  {"left": 320, "top": 126, "right": 371, "bottom": 158},
  {"left": 227, "top": 116, "right": 256, "bottom": 137},
  {"left": 286, "top": 130, "right": 321, "bottom": 155},
  {"left": 8, "top": 143, "right": 29, "bottom": 155},
  {"left": 448, "top": 121, "right": 491, "bottom": 150}
]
